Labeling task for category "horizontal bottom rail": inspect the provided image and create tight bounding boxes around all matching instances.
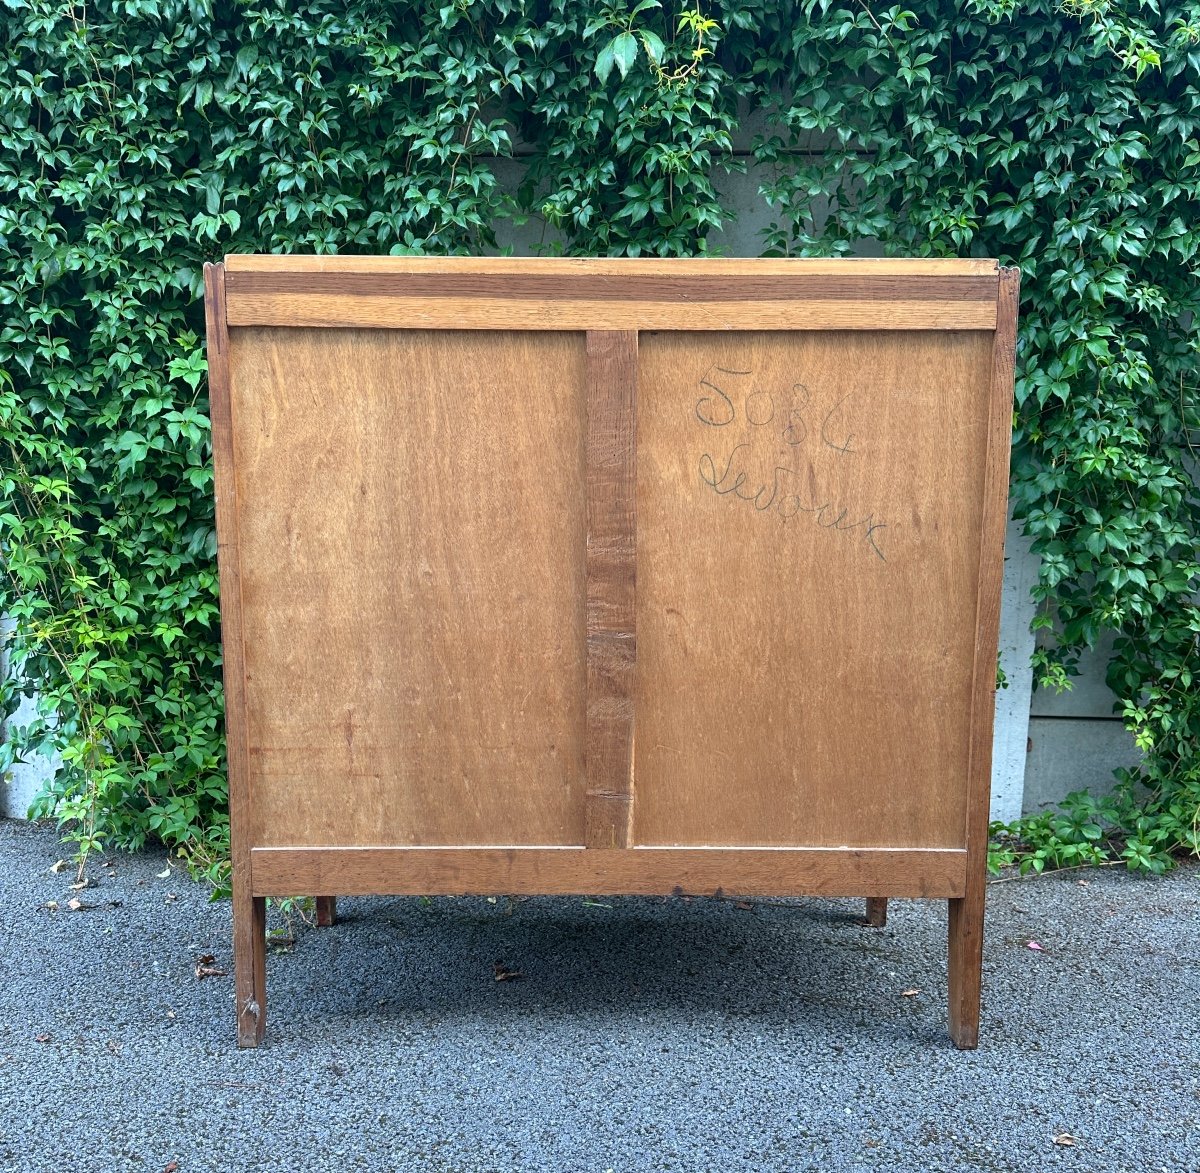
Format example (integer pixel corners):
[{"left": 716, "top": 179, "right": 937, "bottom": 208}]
[{"left": 251, "top": 845, "right": 967, "bottom": 899}]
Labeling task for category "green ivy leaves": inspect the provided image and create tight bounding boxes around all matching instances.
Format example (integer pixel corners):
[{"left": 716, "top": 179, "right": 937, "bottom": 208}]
[
  {"left": 595, "top": 32, "right": 639, "bottom": 83},
  {"left": 589, "top": 2, "right": 718, "bottom": 86}
]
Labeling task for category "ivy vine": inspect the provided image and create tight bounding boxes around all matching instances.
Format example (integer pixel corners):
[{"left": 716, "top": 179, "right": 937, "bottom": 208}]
[{"left": 1, "top": 0, "right": 1197, "bottom": 884}]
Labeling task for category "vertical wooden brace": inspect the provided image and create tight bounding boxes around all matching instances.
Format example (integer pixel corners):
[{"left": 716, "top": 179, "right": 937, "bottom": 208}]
[{"left": 584, "top": 330, "right": 639, "bottom": 849}]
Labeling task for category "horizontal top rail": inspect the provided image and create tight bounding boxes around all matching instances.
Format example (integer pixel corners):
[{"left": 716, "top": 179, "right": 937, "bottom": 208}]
[{"left": 222, "top": 255, "right": 1002, "bottom": 332}]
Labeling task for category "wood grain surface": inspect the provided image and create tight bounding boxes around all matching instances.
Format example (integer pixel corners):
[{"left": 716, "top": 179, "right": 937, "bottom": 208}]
[
  {"left": 583, "top": 331, "right": 638, "bottom": 849},
  {"left": 226, "top": 294, "right": 996, "bottom": 333},
  {"left": 227, "top": 271, "right": 998, "bottom": 303},
  {"left": 225, "top": 255, "right": 999, "bottom": 332},
  {"left": 633, "top": 330, "right": 995, "bottom": 849},
  {"left": 250, "top": 845, "right": 968, "bottom": 898},
  {"left": 204, "top": 263, "right": 266, "bottom": 1046},
  {"left": 949, "top": 265, "right": 1022, "bottom": 1048},
  {"left": 865, "top": 896, "right": 888, "bottom": 927},
  {"left": 229, "top": 327, "right": 588, "bottom": 848}
]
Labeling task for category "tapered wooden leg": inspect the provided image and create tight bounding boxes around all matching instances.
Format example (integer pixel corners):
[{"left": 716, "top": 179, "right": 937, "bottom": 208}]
[
  {"left": 234, "top": 892, "right": 267, "bottom": 1048},
  {"left": 315, "top": 896, "right": 337, "bottom": 927},
  {"left": 947, "top": 887, "right": 985, "bottom": 1049},
  {"left": 864, "top": 897, "right": 887, "bottom": 927}
]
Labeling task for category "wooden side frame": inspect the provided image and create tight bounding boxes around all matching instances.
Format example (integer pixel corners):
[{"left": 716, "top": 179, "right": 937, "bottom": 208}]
[
  {"left": 204, "top": 262, "right": 266, "bottom": 1047},
  {"left": 948, "top": 265, "right": 1021, "bottom": 1048},
  {"left": 205, "top": 257, "right": 1019, "bottom": 1051}
]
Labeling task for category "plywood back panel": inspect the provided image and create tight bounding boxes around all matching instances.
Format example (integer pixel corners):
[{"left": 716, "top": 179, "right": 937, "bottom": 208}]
[
  {"left": 634, "top": 331, "right": 995, "bottom": 849},
  {"left": 229, "top": 328, "right": 588, "bottom": 847},
  {"left": 213, "top": 258, "right": 1014, "bottom": 862}
]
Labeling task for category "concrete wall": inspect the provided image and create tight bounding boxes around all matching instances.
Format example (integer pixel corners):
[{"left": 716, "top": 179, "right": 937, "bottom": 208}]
[
  {"left": 1025, "top": 632, "right": 1141, "bottom": 811},
  {"left": 0, "top": 618, "right": 59, "bottom": 819},
  {"left": 991, "top": 522, "right": 1039, "bottom": 823}
]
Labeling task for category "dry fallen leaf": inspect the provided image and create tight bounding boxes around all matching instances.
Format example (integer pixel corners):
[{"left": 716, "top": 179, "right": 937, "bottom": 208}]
[
  {"left": 493, "top": 961, "right": 523, "bottom": 983},
  {"left": 1052, "top": 1133, "right": 1076, "bottom": 1147},
  {"left": 163, "top": 1161, "right": 179, "bottom": 1173},
  {"left": 44, "top": 901, "right": 59, "bottom": 912},
  {"left": 50, "top": 859, "right": 69, "bottom": 874},
  {"left": 69, "top": 878, "right": 95, "bottom": 891},
  {"left": 900, "top": 988, "right": 921, "bottom": 997},
  {"left": 67, "top": 897, "right": 95, "bottom": 912},
  {"left": 735, "top": 901, "right": 754, "bottom": 911},
  {"left": 156, "top": 866, "right": 172, "bottom": 879},
  {"left": 34, "top": 1033, "right": 52, "bottom": 1044},
  {"left": 164, "top": 892, "right": 179, "bottom": 903},
  {"left": 194, "top": 953, "right": 224, "bottom": 971}
]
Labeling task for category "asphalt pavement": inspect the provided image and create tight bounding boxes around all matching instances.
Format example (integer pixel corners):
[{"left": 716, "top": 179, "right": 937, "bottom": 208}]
[{"left": 0, "top": 817, "right": 1196, "bottom": 1172}]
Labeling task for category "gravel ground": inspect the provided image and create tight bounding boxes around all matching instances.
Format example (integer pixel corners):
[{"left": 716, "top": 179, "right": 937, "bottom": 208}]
[{"left": 0, "top": 817, "right": 1196, "bottom": 1172}]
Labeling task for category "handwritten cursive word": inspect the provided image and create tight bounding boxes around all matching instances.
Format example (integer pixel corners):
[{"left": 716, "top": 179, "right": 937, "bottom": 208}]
[
  {"left": 698, "top": 444, "right": 789, "bottom": 513},
  {"left": 775, "top": 484, "right": 888, "bottom": 561},
  {"left": 698, "top": 445, "right": 887, "bottom": 560},
  {"left": 693, "top": 366, "right": 887, "bottom": 561}
]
